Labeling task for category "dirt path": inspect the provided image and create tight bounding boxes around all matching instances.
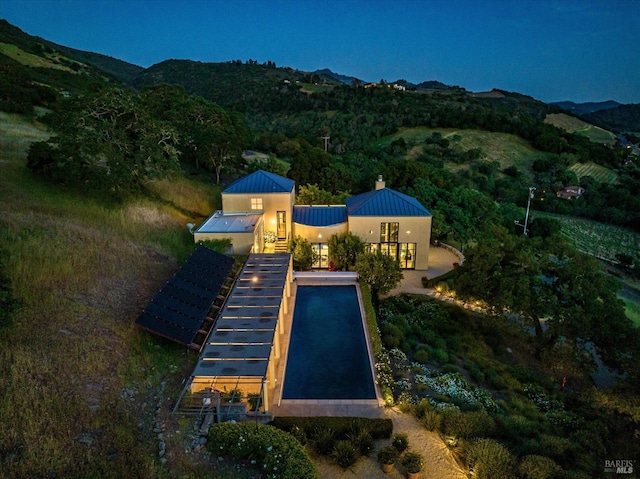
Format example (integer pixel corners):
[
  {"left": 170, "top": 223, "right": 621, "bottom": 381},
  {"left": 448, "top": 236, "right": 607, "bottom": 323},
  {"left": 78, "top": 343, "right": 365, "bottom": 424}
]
[{"left": 314, "top": 408, "right": 467, "bottom": 479}]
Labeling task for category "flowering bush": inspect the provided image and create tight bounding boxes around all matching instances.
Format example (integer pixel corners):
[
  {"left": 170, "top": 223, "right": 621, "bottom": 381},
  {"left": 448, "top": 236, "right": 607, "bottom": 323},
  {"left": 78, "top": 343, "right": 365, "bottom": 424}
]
[
  {"left": 388, "top": 347, "right": 409, "bottom": 363},
  {"left": 264, "top": 231, "right": 277, "bottom": 244},
  {"left": 208, "top": 422, "right": 318, "bottom": 479},
  {"left": 375, "top": 351, "right": 395, "bottom": 405},
  {"left": 418, "top": 372, "right": 499, "bottom": 413},
  {"left": 523, "top": 383, "right": 563, "bottom": 413}
]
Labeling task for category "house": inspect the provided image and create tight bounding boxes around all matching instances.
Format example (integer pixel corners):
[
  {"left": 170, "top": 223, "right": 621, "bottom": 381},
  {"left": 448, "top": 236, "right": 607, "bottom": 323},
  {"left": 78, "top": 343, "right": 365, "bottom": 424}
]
[
  {"left": 556, "top": 186, "right": 585, "bottom": 199},
  {"left": 194, "top": 171, "right": 432, "bottom": 270}
]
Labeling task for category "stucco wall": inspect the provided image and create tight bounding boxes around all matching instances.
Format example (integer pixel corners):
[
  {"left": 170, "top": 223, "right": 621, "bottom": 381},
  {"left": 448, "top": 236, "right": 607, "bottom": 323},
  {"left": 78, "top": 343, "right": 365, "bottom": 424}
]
[
  {"left": 348, "top": 215, "right": 432, "bottom": 270},
  {"left": 292, "top": 221, "right": 348, "bottom": 242},
  {"left": 223, "top": 191, "right": 294, "bottom": 240}
]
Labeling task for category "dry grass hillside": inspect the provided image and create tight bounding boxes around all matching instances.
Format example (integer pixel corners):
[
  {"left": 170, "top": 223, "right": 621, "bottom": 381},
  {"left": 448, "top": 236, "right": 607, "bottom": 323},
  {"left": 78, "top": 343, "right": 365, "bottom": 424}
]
[{"left": 0, "top": 112, "right": 229, "bottom": 477}]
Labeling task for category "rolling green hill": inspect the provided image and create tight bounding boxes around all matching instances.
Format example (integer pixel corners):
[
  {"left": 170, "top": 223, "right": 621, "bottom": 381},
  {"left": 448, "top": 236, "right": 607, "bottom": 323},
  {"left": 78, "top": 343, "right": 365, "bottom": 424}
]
[
  {"left": 0, "top": 19, "right": 143, "bottom": 83},
  {"left": 582, "top": 103, "right": 640, "bottom": 135},
  {"left": 381, "top": 127, "right": 549, "bottom": 166},
  {"left": 545, "top": 112, "right": 617, "bottom": 146}
]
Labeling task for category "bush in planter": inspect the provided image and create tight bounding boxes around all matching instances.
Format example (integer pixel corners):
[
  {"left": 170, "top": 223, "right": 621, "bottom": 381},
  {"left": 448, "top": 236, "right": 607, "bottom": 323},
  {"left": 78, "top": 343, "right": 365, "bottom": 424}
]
[
  {"left": 401, "top": 451, "right": 423, "bottom": 474},
  {"left": 392, "top": 432, "right": 409, "bottom": 454},
  {"left": 377, "top": 445, "right": 399, "bottom": 465},
  {"left": 222, "top": 388, "right": 243, "bottom": 403}
]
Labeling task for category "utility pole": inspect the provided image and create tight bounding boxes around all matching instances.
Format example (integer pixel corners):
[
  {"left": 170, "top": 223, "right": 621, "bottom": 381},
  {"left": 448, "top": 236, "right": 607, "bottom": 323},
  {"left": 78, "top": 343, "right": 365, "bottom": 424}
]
[
  {"left": 515, "top": 187, "right": 536, "bottom": 235},
  {"left": 321, "top": 135, "right": 330, "bottom": 153}
]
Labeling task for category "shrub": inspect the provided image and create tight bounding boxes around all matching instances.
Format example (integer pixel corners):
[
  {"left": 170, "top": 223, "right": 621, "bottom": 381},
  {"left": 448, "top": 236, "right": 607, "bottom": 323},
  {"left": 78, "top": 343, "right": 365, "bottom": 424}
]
[
  {"left": 222, "top": 388, "right": 243, "bottom": 403},
  {"left": 413, "top": 399, "right": 434, "bottom": 419},
  {"left": 485, "top": 368, "right": 508, "bottom": 389},
  {"left": 529, "top": 434, "right": 573, "bottom": 464},
  {"left": 414, "top": 348, "right": 429, "bottom": 364},
  {"left": 332, "top": 440, "right": 360, "bottom": 469},
  {"left": 392, "top": 432, "right": 409, "bottom": 453},
  {"left": 443, "top": 364, "right": 459, "bottom": 374},
  {"left": 401, "top": 451, "right": 423, "bottom": 474},
  {"left": 498, "top": 415, "right": 540, "bottom": 441},
  {"left": 518, "top": 455, "right": 563, "bottom": 479},
  {"left": 207, "top": 422, "right": 318, "bottom": 479},
  {"left": 377, "top": 445, "right": 399, "bottom": 465},
  {"left": 443, "top": 409, "right": 495, "bottom": 439},
  {"left": 432, "top": 348, "right": 449, "bottom": 364},
  {"left": 289, "top": 425, "right": 307, "bottom": 446},
  {"left": 466, "top": 438, "right": 516, "bottom": 479}
]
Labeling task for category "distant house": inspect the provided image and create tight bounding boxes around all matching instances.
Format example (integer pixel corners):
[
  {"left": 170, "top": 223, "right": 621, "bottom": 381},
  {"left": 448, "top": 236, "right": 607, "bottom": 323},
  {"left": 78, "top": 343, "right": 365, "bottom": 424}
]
[
  {"left": 194, "top": 171, "right": 432, "bottom": 270},
  {"left": 556, "top": 186, "right": 585, "bottom": 199}
]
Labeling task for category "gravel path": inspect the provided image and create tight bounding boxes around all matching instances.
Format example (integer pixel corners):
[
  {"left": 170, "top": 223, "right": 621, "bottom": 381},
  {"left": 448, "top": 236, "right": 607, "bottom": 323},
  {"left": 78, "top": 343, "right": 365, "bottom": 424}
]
[{"left": 314, "top": 408, "right": 467, "bottom": 479}]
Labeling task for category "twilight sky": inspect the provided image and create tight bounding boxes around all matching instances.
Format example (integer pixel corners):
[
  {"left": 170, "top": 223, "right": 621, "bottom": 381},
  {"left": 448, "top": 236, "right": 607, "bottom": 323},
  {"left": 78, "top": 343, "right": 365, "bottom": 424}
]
[{"left": 2, "top": 0, "right": 639, "bottom": 104}]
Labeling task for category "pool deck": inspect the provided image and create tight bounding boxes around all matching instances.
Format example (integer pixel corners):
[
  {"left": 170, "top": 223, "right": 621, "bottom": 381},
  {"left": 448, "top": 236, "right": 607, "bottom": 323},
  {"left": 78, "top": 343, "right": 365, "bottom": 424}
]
[{"left": 268, "top": 246, "right": 460, "bottom": 418}]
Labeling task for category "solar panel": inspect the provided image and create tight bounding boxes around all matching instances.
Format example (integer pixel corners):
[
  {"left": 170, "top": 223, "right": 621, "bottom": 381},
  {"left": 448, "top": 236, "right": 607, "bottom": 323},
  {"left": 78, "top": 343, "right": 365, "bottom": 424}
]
[{"left": 134, "top": 245, "right": 235, "bottom": 347}]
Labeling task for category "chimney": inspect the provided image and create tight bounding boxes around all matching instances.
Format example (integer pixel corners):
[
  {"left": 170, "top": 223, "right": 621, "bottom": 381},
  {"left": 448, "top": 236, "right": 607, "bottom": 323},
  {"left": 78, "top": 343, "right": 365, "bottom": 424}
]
[{"left": 375, "top": 175, "right": 385, "bottom": 190}]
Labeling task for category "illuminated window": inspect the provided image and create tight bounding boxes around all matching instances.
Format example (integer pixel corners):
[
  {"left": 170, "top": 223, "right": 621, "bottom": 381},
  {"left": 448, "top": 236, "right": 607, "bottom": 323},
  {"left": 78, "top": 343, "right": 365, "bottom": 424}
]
[
  {"left": 380, "top": 222, "right": 399, "bottom": 243},
  {"left": 251, "top": 198, "right": 263, "bottom": 210}
]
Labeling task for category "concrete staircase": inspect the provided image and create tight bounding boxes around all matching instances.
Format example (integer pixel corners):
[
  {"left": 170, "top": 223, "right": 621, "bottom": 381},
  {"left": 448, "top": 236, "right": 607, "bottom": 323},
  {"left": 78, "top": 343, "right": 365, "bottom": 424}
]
[{"left": 274, "top": 240, "right": 288, "bottom": 253}]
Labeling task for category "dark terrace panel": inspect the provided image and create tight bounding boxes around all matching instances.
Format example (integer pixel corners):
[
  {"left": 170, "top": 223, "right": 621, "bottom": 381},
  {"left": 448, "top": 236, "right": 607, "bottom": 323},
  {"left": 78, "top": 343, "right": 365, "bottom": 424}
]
[{"left": 134, "top": 245, "right": 235, "bottom": 348}]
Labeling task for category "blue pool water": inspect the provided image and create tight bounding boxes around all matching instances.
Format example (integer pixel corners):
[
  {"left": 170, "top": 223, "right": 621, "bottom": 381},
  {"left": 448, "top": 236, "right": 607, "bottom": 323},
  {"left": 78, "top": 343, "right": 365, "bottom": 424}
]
[{"left": 282, "top": 285, "right": 376, "bottom": 400}]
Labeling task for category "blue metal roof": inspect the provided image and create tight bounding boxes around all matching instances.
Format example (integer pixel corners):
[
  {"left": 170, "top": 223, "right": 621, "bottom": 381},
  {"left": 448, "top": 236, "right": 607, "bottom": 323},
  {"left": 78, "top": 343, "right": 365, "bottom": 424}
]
[
  {"left": 345, "top": 188, "right": 432, "bottom": 217},
  {"left": 224, "top": 170, "right": 295, "bottom": 194},
  {"left": 292, "top": 206, "right": 347, "bottom": 227}
]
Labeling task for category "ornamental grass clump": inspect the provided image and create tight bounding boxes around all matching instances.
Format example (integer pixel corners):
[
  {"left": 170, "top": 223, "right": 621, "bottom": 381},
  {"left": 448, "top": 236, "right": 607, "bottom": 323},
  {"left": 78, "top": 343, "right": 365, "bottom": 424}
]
[
  {"left": 348, "top": 428, "right": 373, "bottom": 456},
  {"left": 466, "top": 438, "right": 516, "bottom": 479},
  {"left": 332, "top": 440, "right": 360, "bottom": 469},
  {"left": 311, "top": 427, "right": 336, "bottom": 456}
]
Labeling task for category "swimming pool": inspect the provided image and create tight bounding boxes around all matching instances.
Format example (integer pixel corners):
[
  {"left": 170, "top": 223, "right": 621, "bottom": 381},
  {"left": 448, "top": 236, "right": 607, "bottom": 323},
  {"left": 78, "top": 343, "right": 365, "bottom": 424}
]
[{"left": 282, "top": 285, "right": 376, "bottom": 400}]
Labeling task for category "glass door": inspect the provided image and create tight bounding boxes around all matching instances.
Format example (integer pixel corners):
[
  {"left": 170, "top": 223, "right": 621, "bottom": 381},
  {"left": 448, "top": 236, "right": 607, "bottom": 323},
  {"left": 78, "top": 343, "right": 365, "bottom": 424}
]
[{"left": 276, "top": 211, "right": 286, "bottom": 240}]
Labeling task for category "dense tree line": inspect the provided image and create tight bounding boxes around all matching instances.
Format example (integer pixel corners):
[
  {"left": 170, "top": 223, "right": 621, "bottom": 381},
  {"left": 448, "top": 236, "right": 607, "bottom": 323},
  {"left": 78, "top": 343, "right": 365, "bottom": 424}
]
[
  {"left": 454, "top": 223, "right": 639, "bottom": 375},
  {"left": 26, "top": 85, "right": 249, "bottom": 195}
]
